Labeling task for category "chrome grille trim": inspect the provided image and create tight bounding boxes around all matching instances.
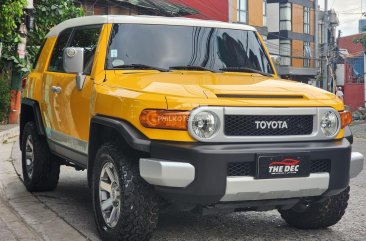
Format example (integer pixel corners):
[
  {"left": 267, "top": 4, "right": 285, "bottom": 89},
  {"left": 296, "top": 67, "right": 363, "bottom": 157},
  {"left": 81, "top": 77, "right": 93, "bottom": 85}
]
[{"left": 187, "top": 107, "right": 341, "bottom": 143}]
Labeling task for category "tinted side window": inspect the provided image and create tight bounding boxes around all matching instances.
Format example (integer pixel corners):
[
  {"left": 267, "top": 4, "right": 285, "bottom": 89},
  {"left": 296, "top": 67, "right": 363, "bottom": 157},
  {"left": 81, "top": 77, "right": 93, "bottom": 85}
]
[
  {"left": 48, "top": 29, "right": 73, "bottom": 72},
  {"left": 69, "top": 26, "right": 102, "bottom": 75}
]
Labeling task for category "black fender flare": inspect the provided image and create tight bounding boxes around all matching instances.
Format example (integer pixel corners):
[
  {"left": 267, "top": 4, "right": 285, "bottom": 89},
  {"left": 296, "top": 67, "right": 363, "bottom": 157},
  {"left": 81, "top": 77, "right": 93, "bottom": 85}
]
[
  {"left": 21, "top": 98, "right": 46, "bottom": 135},
  {"left": 87, "top": 115, "right": 151, "bottom": 185},
  {"left": 20, "top": 98, "right": 46, "bottom": 149}
]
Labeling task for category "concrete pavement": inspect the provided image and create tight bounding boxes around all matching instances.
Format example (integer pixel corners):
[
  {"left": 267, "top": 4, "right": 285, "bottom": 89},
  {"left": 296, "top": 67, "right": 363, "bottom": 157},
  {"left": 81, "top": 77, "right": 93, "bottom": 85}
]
[
  {"left": 1, "top": 124, "right": 365, "bottom": 241},
  {"left": 9, "top": 137, "right": 366, "bottom": 241},
  {"left": 0, "top": 129, "right": 87, "bottom": 241},
  {"left": 0, "top": 124, "right": 19, "bottom": 144},
  {"left": 0, "top": 140, "right": 41, "bottom": 241}
]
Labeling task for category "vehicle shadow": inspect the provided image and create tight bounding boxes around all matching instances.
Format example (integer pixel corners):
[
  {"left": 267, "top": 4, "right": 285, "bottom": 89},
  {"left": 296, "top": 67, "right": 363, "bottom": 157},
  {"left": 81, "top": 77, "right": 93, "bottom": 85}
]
[
  {"left": 11, "top": 150, "right": 354, "bottom": 241},
  {"left": 40, "top": 168, "right": 350, "bottom": 241},
  {"left": 154, "top": 211, "right": 348, "bottom": 241}
]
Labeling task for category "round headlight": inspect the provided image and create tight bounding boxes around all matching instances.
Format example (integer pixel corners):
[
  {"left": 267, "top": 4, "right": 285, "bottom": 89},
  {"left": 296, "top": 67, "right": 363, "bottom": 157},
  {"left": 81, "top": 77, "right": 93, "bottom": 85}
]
[
  {"left": 191, "top": 111, "right": 220, "bottom": 139},
  {"left": 320, "top": 111, "right": 339, "bottom": 137}
]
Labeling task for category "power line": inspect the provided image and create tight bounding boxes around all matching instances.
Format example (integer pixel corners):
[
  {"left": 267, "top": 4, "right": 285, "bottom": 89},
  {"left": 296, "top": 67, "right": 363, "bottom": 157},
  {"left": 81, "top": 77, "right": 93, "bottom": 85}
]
[{"left": 331, "top": 0, "right": 337, "bottom": 9}]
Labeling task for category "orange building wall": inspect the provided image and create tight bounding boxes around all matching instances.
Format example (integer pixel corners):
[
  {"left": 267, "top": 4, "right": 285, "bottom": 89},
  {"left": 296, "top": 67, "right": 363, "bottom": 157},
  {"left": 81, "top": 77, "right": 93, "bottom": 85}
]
[
  {"left": 248, "top": 0, "right": 263, "bottom": 27},
  {"left": 310, "top": 8, "right": 315, "bottom": 35},
  {"left": 231, "top": 0, "right": 238, "bottom": 22},
  {"left": 292, "top": 40, "right": 304, "bottom": 68},
  {"left": 231, "top": 0, "right": 264, "bottom": 27},
  {"left": 291, "top": 3, "right": 316, "bottom": 69},
  {"left": 292, "top": 4, "right": 304, "bottom": 33}
]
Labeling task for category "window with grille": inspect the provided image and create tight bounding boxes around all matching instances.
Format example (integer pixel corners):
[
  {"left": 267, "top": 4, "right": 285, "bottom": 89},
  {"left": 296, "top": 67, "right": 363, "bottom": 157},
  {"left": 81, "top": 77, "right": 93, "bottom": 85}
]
[
  {"left": 304, "top": 7, "right": 310, "bottom": 34},
  {"left": 280, "top": 40, "right": 291, "bottom": 66},
  {"left": 280, "top": 3, "right": 292, "bottom": 31},
  {"left": 304, "top": 41, "right": 311, "bottom": 67},
  {"left": 237, "top": 0, "right": 248, "bottom": 24}
]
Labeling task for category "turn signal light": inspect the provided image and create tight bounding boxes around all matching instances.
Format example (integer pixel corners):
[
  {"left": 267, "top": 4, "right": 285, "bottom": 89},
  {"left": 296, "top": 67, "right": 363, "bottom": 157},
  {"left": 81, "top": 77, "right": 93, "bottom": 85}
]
[
  {"left": 140, "top": 110, "right": 190, "bottom": 130},
  {"left": 340, "top": 111, "right": 352, "bottom": 129}
]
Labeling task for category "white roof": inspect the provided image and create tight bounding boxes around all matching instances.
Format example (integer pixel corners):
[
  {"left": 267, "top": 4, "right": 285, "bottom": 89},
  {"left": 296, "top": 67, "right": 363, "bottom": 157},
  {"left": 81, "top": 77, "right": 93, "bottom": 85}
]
[{"left": 46, "top": 15, "right": 256, "bottom": 37}]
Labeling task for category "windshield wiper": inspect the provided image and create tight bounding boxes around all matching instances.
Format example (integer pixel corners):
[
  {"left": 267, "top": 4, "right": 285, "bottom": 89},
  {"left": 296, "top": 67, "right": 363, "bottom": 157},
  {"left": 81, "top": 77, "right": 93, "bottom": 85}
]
[
  {"left": 220, "top": 67, "right": 273, "bottom": 77},
  {"left": 170, "top": 65, "right": 220, "bottom": 73},
  {"left": 113, "top": 64, "right": 170, "bottom": 72}
]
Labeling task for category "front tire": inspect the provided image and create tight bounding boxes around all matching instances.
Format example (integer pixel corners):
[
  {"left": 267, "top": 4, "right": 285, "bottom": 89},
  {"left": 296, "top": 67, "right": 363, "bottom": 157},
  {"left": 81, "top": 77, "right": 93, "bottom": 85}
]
[
  {"left": 279, "top": 187, "right": 350, "bottom": 229},
  {"left": 21, "top": 122, "right": 60, "bottom": 192},
  {"left": 92, "top": 143, "right": 159, "bottom": 241}
]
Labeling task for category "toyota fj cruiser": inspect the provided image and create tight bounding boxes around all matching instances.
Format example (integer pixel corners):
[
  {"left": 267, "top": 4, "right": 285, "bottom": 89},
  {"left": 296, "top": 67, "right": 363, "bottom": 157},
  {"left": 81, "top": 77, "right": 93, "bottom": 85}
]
[{"left": 20, "top": 16, "right": 364, "bottom": 241}]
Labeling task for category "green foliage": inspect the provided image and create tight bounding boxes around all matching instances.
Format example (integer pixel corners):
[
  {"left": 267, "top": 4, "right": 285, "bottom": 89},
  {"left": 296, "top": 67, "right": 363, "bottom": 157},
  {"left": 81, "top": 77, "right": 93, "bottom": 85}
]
[
  {"left": 353, "top": 34, "right": 366, "bottom": 50},
  {"left": 0, "top": 0, "right": 26, "bottom": 40},
  {"left": 0, "top": 77, "right": 10, "bottom": 123},
  {"left": 27, "top": 0, "right": 84, "bottom": 65},
  {"left": 0, "top": 0, "right": 84, "bottom": 74},
  {"left": 0, "top": 0, "right": 27, "bottom": 72}
]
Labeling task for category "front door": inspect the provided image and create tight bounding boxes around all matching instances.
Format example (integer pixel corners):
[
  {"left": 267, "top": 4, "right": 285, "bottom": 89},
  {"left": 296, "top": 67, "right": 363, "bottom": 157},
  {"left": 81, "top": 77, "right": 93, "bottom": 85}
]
[{"left": 43, "top": 25, "right": 102, "bottom": 165}]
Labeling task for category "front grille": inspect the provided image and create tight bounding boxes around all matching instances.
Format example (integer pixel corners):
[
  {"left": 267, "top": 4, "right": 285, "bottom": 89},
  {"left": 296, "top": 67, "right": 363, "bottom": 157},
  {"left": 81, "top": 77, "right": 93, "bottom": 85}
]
[
  {"left": 224, "top": 115, "right": 313, "bottom": 136},
  {"left": 310, "top": 159, "right": 331, "bottom": 173},
  {"left": 227, "top": 159, "right": 331, "bottom": 177},
  {"left": 228, "top": 162, "right": 255, "bottom": 176}
]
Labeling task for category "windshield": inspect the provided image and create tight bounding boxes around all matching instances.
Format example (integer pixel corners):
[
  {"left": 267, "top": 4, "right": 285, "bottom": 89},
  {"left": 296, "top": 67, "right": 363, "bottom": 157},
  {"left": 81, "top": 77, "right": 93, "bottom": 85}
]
[{"left": 106, "top": 24, "right": 274, "bottom": 75}]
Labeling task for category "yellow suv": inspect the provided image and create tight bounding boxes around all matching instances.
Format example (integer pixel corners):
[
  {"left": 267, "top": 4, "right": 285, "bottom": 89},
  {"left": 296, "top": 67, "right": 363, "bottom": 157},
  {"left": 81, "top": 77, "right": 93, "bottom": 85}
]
[{"left": 20, "top": 16, "right": 364, "bottom": 240}]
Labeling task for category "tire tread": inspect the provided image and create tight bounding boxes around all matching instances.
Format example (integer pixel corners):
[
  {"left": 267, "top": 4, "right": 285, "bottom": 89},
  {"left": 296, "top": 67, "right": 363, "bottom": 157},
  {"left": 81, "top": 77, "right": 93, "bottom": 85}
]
[
  {"left": 279, "top": 187, "right": 350, "bottom": 229},
  {"left": 21, "top": 122, "right": 60, "bottom": 192},
  {"left": 92, "top": 143, "right": 159, "bottom": 241}
]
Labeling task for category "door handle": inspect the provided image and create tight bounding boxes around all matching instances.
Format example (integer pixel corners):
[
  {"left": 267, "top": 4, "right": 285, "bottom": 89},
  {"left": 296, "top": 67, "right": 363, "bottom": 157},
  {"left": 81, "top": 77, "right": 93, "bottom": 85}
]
[{"left": 51, "top": 86, "right": 62, "bottom": 94}]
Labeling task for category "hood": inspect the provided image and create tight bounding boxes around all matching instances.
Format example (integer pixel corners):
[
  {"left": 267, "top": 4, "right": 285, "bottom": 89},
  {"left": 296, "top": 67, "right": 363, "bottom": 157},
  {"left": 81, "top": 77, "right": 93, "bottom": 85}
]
[{"left": 110, "top": 71, "right": 340, "bottom": 108}]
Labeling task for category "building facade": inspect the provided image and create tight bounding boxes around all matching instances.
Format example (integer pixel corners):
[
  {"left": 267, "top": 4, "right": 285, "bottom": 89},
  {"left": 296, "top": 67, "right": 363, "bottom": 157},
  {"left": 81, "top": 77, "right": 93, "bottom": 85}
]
[
  {"left": 79, "top": 1, "right": 268, "bottom": 35},
  {"left": 79, "top": 0, "right": 321, "bottom": 84},
  {"left": 337, "top": 33, "right": 365, "bottom": 109},
  {"left": 80, "top": 0, "right": 198, "bottom": 17},
  {"left": 169, "top": 0, "right": 228, "bottom": 22},
  {"left": 228, "top": 0, "right": 269, "bottom": 37},
  {"left": 266, "top": 0, "right": 317, "bottom": 83}
]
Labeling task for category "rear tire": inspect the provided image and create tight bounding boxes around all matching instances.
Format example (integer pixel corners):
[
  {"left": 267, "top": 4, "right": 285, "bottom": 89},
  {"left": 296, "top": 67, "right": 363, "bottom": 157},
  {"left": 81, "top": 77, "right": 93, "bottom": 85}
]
[
  {"left": 21, "top": 122, "right": 60, "bottom": 192},
  {"left": 279, "top": 187, "right": 350, "bottom": 229},
  {"left": 92, "top": 143, "right": 159, "bottom": 241}
]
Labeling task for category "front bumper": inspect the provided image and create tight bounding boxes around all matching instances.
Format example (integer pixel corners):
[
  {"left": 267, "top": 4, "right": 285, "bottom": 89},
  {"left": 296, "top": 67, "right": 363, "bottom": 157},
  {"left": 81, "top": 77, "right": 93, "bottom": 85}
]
[
  {"left": 220, "top": 173, "right": 329, "bottom": 202},
  {"left": 139, "top": 139, "right": 364, "bottom": 204}
]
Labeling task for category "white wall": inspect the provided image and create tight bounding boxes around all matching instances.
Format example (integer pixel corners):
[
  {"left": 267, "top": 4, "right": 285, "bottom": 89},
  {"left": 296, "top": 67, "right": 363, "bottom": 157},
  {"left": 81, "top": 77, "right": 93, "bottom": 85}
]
[
  {"left": 335, "top": 64, "right": 345, "bottom": 86},
  {"left": 266, "top": 3, "right": 279, "bottom": 57},
  {"left": 267, "top": 3, "right": 279, "bottom": 32}
]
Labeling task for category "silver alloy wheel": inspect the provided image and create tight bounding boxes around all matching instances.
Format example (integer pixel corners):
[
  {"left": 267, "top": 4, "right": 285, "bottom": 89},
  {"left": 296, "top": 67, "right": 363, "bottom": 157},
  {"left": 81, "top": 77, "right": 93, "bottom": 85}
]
[
  {"left": 25, "top": 135, "right": 34, "bottom": 179},
  {"left": 99, "top": 161, "right": 121, "bottom": 228}
]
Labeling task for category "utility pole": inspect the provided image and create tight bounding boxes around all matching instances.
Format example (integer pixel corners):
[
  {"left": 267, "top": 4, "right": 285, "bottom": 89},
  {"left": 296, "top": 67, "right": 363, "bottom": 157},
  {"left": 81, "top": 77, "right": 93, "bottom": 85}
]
[
  {"left": 228, "top": 0, "right": 233, "bottom": 23},
  {"left": 323, "top": 0, "right": 329, "bottom": 91},
  {"left": 315, "top": 0, "right": 319, "bottom": 81}
]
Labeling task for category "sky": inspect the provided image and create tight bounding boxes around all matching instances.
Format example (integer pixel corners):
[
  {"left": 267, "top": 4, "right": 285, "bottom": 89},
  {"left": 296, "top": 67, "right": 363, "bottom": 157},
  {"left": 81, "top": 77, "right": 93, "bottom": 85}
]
[{"left": 318, "top": 0, "right": 364, "bottom": 36}]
